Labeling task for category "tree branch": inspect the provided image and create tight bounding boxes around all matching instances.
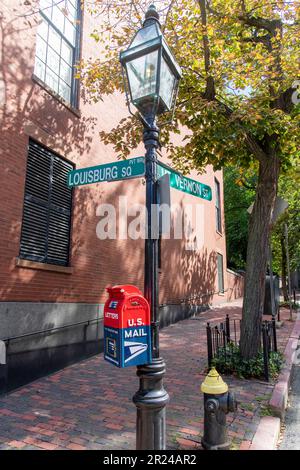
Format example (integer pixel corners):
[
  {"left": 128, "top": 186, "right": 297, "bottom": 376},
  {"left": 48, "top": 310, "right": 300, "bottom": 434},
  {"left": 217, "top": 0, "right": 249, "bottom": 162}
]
[
  {"left": 240, "top": 180, "right": 256, "bottom": 190},
  {"left": 180, "top": 65, "right": 205, "bottom": 80},
  {"left": 162, "top": 0, "right": 176, "bottom": 32},
  {"left": 196, "top": 2, "right": 272, "bottom": 161},
  {"left": 241, "top": 34, "right": 272, "bottom": 51},
  {"left": 213, "top": 96, "right": 268, "bottom": 162},
  {"left": 272, "top": 85, "right": 299, "bottom": 113},
  {"left": 238, "top": 15, "right": 282, "bottom": 34},
  {"left": 198, "top": 0, "right": 215, "bottom": 100}
]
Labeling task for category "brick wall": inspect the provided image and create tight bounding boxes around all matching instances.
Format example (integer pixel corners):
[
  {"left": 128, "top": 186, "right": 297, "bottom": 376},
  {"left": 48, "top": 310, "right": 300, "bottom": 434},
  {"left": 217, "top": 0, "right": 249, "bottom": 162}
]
[
  {"left": 226, "top": 269, "right": 245, "bottom": 302},
  {"left": 0, "top": 0, "right": 229, "bottom": 308}
]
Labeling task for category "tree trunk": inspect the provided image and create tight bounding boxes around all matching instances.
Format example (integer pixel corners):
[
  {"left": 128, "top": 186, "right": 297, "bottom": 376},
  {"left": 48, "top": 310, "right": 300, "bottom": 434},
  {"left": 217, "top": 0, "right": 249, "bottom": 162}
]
[
  {"left": 281, "top": 235, "right": 289, "bottom": 301},
  {"left": 240, "top": 153, "right": 280, "bottom": 359}
]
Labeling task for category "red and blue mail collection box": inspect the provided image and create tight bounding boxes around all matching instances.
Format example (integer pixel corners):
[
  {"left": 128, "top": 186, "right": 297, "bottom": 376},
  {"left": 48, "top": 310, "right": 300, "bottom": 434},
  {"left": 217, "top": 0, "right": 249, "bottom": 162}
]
[{"left": 103, "top": 285, "right": 152, "bottom": 368}]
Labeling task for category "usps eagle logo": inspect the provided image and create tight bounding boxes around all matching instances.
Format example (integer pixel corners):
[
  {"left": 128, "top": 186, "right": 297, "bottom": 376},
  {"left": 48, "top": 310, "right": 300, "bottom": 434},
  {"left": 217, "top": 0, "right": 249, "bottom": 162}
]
[
  {"left": 124, "top": 341, "right": 148, "bottom": 364},
  {"left": 109, "top": 301, "right": 118, "bottom": 309}
]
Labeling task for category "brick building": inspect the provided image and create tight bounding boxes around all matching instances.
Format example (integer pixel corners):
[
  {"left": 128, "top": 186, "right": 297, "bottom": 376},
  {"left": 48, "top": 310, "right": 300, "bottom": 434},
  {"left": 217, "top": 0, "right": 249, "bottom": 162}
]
[{"left": 0, "top": 0, "right": 243, "bottom": 393}]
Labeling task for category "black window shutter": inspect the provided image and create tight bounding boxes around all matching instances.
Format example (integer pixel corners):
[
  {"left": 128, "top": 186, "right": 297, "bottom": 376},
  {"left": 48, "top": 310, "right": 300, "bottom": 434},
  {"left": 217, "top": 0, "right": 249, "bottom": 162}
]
[{"left": 19, "top": 140, "right": 73, "bottom": 266}]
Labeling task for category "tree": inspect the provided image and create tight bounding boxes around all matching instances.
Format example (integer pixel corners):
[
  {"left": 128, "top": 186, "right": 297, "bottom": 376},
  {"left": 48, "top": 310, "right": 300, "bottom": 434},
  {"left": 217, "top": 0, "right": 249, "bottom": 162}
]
[
  {"left": 80, "top": 0, "right": 300, "bottom": 358},
  {"left": 223, "top": 166, "right": 255, "bottom": 270},
  {"left": 271, "top": 166, "right": 300, "bottom": 300}
]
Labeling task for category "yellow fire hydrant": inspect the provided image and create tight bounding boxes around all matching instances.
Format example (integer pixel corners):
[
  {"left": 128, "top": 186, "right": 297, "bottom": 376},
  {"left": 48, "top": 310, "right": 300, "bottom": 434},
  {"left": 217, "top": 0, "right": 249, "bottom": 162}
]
[{"left": 201, "top": 367, "right": 237, "bottom": 450}]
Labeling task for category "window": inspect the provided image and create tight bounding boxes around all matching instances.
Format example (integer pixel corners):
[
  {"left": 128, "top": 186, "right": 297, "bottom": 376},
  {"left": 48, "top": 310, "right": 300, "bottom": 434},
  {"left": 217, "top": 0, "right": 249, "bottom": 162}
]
[
  {"left": 215, "top": 178, "right": 222, "bottom": 233},
  {"left": 19, "top": 140, "right": 73, "bottom": 266},
  {"left": 34, "top": 0, "right": 80, "bottom": 106},
  {"left": 217, "top": 253, "right": 224, "bottom": 293}
]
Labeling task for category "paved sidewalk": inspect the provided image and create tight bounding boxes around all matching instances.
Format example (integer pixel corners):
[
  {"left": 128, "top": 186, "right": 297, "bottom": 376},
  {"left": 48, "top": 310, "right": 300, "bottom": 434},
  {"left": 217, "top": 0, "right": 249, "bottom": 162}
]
[
  {"left": 279, "top": 357, "right": 300, "bottom": 450},
  {"left": 0, "top": 300, "right": 295, "bottom": 450}
]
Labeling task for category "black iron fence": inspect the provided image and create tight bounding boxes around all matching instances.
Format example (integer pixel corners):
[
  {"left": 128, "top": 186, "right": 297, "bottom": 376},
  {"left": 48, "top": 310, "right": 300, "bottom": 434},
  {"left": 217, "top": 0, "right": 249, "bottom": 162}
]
[{"left": 206, "top": 314, "right": 277, "bottom": 381}]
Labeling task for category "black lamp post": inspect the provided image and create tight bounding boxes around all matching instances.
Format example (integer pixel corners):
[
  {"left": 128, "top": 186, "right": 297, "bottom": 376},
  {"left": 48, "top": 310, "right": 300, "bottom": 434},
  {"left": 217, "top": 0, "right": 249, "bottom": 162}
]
[{"left": 120, "top": 4, "right": 182, "bottom": 450}]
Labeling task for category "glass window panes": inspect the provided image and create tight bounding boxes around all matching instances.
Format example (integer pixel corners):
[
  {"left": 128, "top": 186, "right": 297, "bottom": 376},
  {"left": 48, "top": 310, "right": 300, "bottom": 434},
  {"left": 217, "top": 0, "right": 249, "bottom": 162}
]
[
  {"left": 40, "top": 0, "right": 53, "bottom": 19},
  {"left": 61, "top": 40, "right": 73, "bottom": 64},
  {"left": 126, "top": 50, "right": 158, "bottom": 101},
  {"left": 34, "top": 0, "right": 79, "bottom": 105},
  {"left": 36, "top": 35, "right": 47, "bottom": 62},
  {"left": 64, "top": 19, "right": 76, "bottom": 46},
  {"left": 48, "top": 26, "right": 61, "bottom": 51},
  {"left": 35, "top": 57, "right": 45, "bottom": 81},
  {"left": 215, "top": 178, "right": 222, "bottom": 233},
  {"left": 217, "top": 253, "right": 224, "bottom": 293},
  {"left": 45, "top": 67, "right": 59, "bottom": 93},
  {"left": 37, "top": 19, "right": 48, "bottom": 40},
  {"left": 60, "top": 60, "right": 72, "bottom": 85},
  {"left": 160, "top": 57, "right": 175, "bottom": 110},
  {"left": 59, "top": 81, "right": 71, "bottom": 102},
  {"left": 52, "top": 5, "right": 65, "bottom": 33},
  {"left": 47, "top": 47, "right": 60, "bottom": 72},
  {"left": 66, "top": 0, "right": 76, "bottom": 21}
]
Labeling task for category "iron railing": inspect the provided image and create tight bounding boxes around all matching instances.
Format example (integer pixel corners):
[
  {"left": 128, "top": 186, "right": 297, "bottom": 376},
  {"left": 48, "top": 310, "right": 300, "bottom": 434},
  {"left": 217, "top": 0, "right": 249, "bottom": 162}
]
[
  {"left": 1, "top": 317, "right": 102, "bottom": 348},
  {"left": 206, "top": 314, "right": 277, "bottom": 382}
]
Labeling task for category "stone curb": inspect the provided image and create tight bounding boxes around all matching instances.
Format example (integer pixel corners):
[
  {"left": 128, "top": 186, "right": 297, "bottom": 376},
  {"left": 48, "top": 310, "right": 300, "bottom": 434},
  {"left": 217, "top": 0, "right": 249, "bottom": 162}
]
[
  {"left": 269, "top": 311, "right": 300, "bottom": 419},
  {"left": 249, "top": 311, "right": 300, "bottom": 450},
  {"left": 249, "top": 416, "right": 281, "bottom": 450}
]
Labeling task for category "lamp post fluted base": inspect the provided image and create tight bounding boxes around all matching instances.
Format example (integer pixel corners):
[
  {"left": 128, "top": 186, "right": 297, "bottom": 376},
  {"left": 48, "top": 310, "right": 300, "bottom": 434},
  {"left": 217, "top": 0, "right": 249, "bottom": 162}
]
[{"left": 133, "top": 357, "right": 169, "bottom": 450}]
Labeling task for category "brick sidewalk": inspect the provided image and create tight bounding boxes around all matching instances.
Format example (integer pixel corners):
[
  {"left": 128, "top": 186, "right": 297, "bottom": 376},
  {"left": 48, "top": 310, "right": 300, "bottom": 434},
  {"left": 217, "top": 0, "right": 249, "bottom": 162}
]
[{"left": 0, "top": 301, "right": 295, "bottom": 450}]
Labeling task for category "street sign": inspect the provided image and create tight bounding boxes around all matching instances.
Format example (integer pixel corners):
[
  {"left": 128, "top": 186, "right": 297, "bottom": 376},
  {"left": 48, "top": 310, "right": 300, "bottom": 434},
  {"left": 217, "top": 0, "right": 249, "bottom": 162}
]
[
  {"left": 157, "top": 162, "right": 212, "bottom": 201},
  {"left": 158, "top": 173, "right": 171, "bottom": 208},
  {"left": 68, "top": 157, "right": 145, "bottom": 188},
  {"left": 157, "top": 173, "right": 171, "bottom": 236}
]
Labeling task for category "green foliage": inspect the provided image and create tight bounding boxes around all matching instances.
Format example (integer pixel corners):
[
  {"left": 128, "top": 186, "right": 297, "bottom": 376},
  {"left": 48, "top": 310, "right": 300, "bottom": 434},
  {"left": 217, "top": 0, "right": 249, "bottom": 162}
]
[
  {"left": 271, "top": 166, "right": 300, "bottom": 276},
  {"left": 212, "top": 343, "right": 283, "bottom": 379},
  {"left": 79, "top": 0, "right": 300, "bottom": 358},
  {"left": 255, "top": 394, "right": 271, "bottom": 402},
  {"left": 224, "top": 166, "right": 256, "bottom": 269},
  {"left": 230, "top": 440, "right": 240, "bottom": 450},
  {"left": 239, "top": 402, "right": 255, "bottom": 411},
  {"left": 260, "top": 405, "right": 274, "bottom": 417},
  {"left": 279, "top": 301, "right": 300, "bottom": 310},
  {"left": 223, "top": 163, "right": 300, "bottom": 273},
  {"left": 80, "top": 0, "right": 300, "bottom": 172}
]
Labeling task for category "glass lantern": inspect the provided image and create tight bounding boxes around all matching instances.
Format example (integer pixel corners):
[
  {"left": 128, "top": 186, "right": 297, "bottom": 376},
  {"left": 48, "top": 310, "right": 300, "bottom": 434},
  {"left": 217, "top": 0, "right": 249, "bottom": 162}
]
[{"left": 120, "top": 5, "right": 182, "bottom": 119}]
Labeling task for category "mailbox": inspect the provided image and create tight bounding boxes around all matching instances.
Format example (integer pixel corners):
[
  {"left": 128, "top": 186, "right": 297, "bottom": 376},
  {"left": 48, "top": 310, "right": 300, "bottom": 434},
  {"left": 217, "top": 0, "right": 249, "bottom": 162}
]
[{"left": 104, "top": 285, "right": 152, "bottom": 368}]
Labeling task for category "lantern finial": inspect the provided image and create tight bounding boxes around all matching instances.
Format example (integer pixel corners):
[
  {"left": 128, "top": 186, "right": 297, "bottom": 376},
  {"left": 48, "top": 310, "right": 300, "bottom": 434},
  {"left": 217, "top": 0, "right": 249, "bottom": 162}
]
[{"left": 143, "top": 4, "right": 160, "bottom": 27}]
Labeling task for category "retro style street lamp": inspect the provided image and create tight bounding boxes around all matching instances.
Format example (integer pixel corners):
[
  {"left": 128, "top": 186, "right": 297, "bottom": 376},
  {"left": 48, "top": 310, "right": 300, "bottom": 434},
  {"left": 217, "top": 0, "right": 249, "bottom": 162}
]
[{"left": 120, "top": 4, "right": 182, "bottom": 450}]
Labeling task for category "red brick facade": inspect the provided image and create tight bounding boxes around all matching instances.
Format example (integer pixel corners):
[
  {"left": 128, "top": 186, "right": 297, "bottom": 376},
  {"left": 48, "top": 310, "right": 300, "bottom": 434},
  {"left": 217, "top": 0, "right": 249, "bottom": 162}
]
[{"left": 0, "top": 1, "right": 241, "bottom": 309}]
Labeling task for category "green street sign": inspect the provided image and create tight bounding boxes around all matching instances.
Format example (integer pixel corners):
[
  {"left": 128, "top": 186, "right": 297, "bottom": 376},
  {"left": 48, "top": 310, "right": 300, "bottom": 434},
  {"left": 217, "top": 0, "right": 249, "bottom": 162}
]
[
  {"left": 68, "top": 157, "right": 145, "bottom": 187},
  {"left": 157, "top": 162, "right": 212, "bottom": 201}
]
